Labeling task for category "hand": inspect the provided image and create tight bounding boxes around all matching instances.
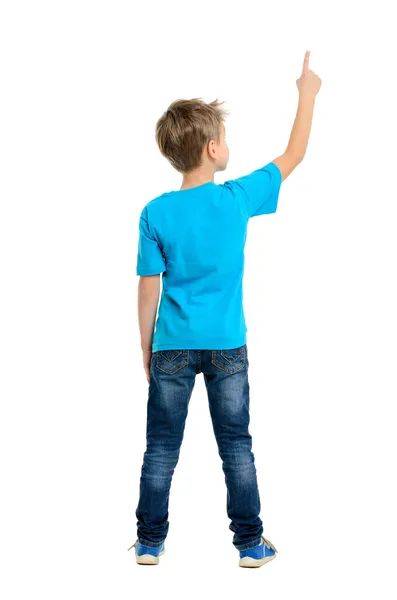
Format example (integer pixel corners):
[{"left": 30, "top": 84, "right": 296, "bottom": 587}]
[
  {"left": 296, "top": 50, "right": 322, "bottom": 98},
  {"left": 142, "top": 348, "right": 152, "bottom": 383}
]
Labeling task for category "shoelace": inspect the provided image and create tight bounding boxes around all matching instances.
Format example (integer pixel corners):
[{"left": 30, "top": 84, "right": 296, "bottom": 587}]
[
  {"left": 261, "top": 535, "right": 278, "bottom": 553},
  {"left": 127, "top": 539, "right": 138, "bottom": 551}
]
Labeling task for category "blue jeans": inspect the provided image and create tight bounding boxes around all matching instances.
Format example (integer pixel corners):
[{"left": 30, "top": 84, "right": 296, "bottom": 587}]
[{"left": 135, "top": 344, "right": 264, "bottom": 551}]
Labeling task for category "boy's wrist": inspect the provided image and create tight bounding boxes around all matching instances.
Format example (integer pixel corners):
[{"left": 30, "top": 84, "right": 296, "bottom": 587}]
[{"left": 298, "top": 92, "right": 316, "bottom": 105}]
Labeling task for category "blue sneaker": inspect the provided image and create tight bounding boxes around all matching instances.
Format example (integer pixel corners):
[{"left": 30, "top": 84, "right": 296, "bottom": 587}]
[
  {"left": 128, "top": 538, "right": 165, "bottom": 565},
  {"left": 239, "top": 535, "right": 278, "bottom": 568}
]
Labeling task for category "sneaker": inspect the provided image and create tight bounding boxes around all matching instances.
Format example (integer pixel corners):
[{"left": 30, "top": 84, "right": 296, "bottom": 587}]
[
  {"left": 128, "top": 538, "right": 165, "bottom": 565},
  {"left": 238, "top": 535, "right": 278, "bottom": 568}
]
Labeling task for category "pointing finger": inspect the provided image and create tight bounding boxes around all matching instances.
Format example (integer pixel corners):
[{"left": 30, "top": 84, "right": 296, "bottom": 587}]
[{"left": 302, "top": 50, "right": 310, "bottom": 74}]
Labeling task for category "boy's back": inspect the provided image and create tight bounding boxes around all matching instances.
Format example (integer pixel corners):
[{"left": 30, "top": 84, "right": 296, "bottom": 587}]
[{"left": 136, "top": 162, "right": 282, "bottom": 352}]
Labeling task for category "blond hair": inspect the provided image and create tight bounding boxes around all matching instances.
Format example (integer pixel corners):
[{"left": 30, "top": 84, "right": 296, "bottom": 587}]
[{"left": 155, "top": 98, "right": 229, "bottom": 174}]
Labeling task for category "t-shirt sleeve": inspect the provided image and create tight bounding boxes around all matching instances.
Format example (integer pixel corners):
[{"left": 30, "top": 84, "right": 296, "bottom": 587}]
[
  {"left": 224, "top": 161, "right": 282, "bottom": 218},
  {"left": 136, "top": 208, "right": 166, "bottom": 276}
]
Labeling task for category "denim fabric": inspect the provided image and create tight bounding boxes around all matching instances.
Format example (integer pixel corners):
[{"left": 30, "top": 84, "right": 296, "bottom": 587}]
[{"left": 135, "top": 344, "right": 264, "bottom": 551}]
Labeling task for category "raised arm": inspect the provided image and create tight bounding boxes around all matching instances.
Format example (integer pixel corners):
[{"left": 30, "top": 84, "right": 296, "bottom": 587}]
[{"left": 272, "top": 50, "right": 322, "bottom": 181}]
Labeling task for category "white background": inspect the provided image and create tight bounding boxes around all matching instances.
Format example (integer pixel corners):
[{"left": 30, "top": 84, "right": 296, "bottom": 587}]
[{"left": 1, "top": 0, "right": 397, "bottom": 598}]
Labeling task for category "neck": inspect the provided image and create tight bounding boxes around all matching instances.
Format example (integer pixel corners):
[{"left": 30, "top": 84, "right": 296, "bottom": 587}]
[{"left": 179, "top": 168, "right": 215, "bottom": 191}]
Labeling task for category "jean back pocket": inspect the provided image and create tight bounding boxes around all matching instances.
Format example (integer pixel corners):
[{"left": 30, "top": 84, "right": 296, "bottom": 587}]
[
  {"left": 155, "top": 350, "right": 189, "bottom": 374},
  {"left": 211, "top": 345, "right": 246, "bottom": 374}
]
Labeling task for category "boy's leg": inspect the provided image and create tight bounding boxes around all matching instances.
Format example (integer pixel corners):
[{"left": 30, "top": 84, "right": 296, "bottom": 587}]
[
  {"left": 135, "top": 349, "right": 196, "bottom": 547},
  {"left": 202, "top": 344, "right": 264, "bottom": 551}
]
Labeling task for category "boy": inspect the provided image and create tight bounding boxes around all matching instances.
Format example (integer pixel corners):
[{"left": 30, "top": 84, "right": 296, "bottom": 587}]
[{"left": 129, "top": 51, "right": 321, "bottom": 567}]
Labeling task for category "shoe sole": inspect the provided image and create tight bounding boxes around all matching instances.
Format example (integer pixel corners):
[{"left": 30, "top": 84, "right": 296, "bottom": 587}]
[
  {"left": 136, "top": 548, "right": 165, "bottom": 565},
  {"left": 239, "top": 553, "right": 277, "bottom": 568}
]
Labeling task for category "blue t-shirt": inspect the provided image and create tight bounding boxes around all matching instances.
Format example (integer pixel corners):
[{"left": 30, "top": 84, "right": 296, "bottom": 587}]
[{"left": 136, "top": 161, "right": 282, "bottom": 352}]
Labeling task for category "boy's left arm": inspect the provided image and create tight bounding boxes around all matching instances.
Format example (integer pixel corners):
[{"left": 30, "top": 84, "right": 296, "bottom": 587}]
[{"left": 138, "top": 274, "right": 161, "bottom": 382}]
